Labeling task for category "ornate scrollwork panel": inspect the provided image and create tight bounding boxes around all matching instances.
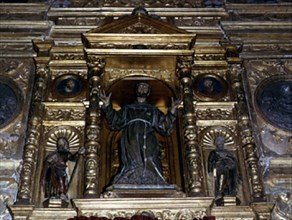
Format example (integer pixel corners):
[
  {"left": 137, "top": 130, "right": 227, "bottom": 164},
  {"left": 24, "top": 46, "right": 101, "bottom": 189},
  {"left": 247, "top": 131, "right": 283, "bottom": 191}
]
[
  {"left": 104, "top": 68, "right": 174, "bottom": 87},
  {"left": 195, "top": 102, "right": 236, "bottom": 121},
  {"left": 49, "top": 70, "right": 88, "bottom": 81},
  {"left": 245, "top": 60, "right": 290, "bottom": 93},
  {"left": 73, "top": 198, "right": 213, "bottom": 220}
]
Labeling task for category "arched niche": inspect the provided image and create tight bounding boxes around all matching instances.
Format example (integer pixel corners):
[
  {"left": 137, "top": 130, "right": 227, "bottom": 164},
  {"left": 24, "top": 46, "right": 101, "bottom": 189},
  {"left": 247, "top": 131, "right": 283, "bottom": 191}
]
[{"left": 98, "top": 76, "right": 183, "bottom": 194}]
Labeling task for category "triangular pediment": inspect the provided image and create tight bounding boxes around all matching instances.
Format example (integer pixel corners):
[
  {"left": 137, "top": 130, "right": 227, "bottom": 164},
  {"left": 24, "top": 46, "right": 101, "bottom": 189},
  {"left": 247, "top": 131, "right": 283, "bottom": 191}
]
[
  {"left": 82, "top": 12, "right": 195, "bottom": 50},
  {"left": 88, "top": 13, "right": 188, "bottom": 34}
]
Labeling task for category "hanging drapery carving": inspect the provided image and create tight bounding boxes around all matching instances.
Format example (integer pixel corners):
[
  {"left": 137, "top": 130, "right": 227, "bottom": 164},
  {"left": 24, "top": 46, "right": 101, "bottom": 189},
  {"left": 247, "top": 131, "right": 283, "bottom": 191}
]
[
  {"left": 84, "top": 56, "right": 105, "bottom": 197},
  {"left": 17, "top": 60, "right": 49, "bottom": 203},
  {"left": 176, "top": 55, "right": 204, "bottom": 196},
  {"left": 229, "top": 64, "right": 265, "bottom": 201}
]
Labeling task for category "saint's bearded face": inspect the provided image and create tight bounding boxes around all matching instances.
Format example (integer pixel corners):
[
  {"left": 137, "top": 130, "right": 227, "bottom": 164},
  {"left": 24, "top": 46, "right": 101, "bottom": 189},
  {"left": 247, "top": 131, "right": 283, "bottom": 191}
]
[
  {"left": 57, "top": 138, "right": 69, "bottom": 152},
  {"left": 136, "top": 82, "right": 150, "bottom": 98}
]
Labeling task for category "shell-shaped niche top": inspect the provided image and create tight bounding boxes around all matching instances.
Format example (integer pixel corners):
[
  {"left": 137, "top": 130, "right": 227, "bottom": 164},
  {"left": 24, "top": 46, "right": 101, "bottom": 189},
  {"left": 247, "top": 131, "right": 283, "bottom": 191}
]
[
  {"left": 46, "top": 126, "right": 81, "bottom": 152},
  {"left": 202, "top": 127, "right": 235, "bottom": 149}
]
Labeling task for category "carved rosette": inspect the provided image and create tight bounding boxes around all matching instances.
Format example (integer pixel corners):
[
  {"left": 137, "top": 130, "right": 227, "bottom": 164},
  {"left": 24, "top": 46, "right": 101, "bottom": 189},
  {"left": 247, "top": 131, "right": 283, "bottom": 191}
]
[
  {"left": 17, "top": 61, "right": 49, "bottom": 202},
  {"left": 177, "top": 56, "right": 203, "bottom": 195},
  {"left": 229, "top": 64, "right": 265, "bottom": 201},
  {"left": 84, "top": 56, "right": 105, "bottom": 197}
]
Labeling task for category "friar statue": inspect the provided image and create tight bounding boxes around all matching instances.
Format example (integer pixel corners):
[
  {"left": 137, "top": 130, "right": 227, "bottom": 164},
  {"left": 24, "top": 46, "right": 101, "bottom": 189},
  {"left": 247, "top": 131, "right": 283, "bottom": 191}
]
[
  {"left": 99, "top": 82, "right": 181, "bottom": 185},
  {"left": 208, "top": 136, "right": 240, "bottom": 199},
  {"left": 41, "top": 137, "right": 85, "bottom": 201}
]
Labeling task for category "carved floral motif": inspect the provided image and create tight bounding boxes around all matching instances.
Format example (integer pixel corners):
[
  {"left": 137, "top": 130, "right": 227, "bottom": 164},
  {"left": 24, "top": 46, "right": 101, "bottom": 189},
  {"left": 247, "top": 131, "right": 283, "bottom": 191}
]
[
  {"left": 105, "top": 68, "right": 173, "bottom": 85},
  {"left": 195, "top": 108, "right": 233, "bottom": 120},
  {"left": 245, "top": 60, "right": 290, "bottom": 92},
  {"left": 50, "top": 70, "right": 87, "bottom": 81},
  {"left": 45, "top": 108, "right": 85, "bottom": 121},
  {"left": 0, "top": 122, "right": 22, "bottom": 158},
  {"left": 0, "top": 59, "right": 33, "bottom": 96},
  {"left": 78, "top": 209, "right": 207, "bottom": 220}
]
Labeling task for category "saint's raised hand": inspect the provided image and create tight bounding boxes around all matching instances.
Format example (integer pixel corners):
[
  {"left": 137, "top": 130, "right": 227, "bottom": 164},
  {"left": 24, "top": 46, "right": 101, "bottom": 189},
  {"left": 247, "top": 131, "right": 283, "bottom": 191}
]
[{"left": 98, "top": 89, "right": 112, "bottom": 108}]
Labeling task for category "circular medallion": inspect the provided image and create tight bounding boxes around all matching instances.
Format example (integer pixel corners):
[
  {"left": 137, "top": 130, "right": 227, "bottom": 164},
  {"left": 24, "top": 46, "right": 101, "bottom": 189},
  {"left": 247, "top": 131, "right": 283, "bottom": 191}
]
[
  {"left": 255, "top": 76, "right": 292, "bottom": 132},
  {"left": 53, "top": 74, "right": 86, "bottom": 99},
  {"left": 193, "top": 74, "right": 228, "bottom": 101},
  {"left": 0, "top": 76, "right": 23, "bottom": 129}
]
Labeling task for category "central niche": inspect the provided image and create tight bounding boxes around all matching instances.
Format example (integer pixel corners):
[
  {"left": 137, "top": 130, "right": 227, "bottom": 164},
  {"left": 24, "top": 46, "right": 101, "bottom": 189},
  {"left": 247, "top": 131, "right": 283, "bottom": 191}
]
[{"left": 98, "top": 77, "right": 183, "bottom": 195}]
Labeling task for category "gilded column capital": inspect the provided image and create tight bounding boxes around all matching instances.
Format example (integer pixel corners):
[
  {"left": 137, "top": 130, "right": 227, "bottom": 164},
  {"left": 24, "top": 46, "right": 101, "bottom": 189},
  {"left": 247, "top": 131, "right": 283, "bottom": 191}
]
[
  {"left": 87, "top": 55, "right": 106, "bottom": 77},
  {"left": 176, "top": 55, "right": 193, "bottom": 79}
]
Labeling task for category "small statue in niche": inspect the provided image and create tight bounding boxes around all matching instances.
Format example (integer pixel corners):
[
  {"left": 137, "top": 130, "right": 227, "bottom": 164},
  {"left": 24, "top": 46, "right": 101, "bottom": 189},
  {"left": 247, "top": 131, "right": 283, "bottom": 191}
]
[
  {"left": 98, "top": 82, "right": 181, "bottom": 185},
  {"left": 41, "top": 137, "right": 85, "bottom": 201},
  {"left": 208, "top": 136, "right": 240, "bottom": 200}
]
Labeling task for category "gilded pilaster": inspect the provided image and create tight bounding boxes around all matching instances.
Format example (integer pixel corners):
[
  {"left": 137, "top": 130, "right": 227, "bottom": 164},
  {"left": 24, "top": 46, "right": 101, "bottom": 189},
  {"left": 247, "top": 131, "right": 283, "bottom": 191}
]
[
  {"left": 83, "top": 56, "right": 105, "bottom": 197},
  {"left": 229, "top": 64, "right": 265, "bottom": 202},
  {"left": 17, "top": 58, "right": 49, "bottom": 203},
  {"left": 177, "top": 56, "right": 204, "bottom": 196}
]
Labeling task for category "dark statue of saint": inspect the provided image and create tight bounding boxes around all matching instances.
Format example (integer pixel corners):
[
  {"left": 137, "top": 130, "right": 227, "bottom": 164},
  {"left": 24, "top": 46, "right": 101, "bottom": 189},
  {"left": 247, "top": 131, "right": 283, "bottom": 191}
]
[
  {"left": 41, "top": 137, "right": 85, "bottom": 201},
  {"left": 208, "top": 136, "right": 239, "bottom": 199},
  {"left": 99, "top": 82, "right": 181, "bottom": 185}
]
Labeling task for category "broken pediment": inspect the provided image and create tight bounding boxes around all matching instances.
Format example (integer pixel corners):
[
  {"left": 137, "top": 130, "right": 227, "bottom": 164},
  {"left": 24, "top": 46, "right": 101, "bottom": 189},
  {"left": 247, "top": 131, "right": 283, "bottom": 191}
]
[{"left": 82, "top": 8, "right": 195, "bottom": 50}]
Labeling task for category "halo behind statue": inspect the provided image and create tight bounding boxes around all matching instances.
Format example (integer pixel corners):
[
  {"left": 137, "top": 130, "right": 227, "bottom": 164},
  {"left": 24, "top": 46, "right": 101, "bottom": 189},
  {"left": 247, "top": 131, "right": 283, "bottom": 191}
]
[{"left": 46, "top": 126, "right": 81, "bottom": 152}]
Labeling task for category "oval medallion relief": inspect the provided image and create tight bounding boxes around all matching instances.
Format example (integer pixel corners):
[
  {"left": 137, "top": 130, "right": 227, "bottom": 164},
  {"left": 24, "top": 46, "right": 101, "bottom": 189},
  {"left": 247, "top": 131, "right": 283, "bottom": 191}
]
[
  {"left": 0, "top": 76, "right": 23, "bottom": 129},
  {"left": 256, "top": 76, "right": 292, "bottom": 132}
]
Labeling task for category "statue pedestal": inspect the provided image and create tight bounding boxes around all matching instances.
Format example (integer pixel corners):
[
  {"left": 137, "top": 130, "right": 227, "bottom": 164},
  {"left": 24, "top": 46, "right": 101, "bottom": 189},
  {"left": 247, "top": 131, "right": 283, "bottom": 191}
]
[
  {"left": 215, "top": 196, "right": 240, "bottom": 206},
  {"left": 223, "top": 196, "right": 240, "bottom": 206},
  {"left": 43, "top": 198, "right": 69, "bottom": 208},
  {"left": 102, "top": 184, "right": 185, "bottom": 198}
]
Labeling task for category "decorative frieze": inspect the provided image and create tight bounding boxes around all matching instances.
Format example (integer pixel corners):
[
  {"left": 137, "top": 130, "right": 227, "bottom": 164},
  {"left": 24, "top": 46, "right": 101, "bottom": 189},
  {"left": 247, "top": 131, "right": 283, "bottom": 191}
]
[{"left": 73, "top": 198, "right": 213, "bottom": 220}]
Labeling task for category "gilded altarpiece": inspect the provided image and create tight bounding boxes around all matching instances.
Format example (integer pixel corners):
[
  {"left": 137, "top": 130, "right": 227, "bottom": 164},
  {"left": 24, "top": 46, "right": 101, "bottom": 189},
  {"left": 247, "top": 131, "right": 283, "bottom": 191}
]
[{"left": 8, "top": 9, "right": 273, "bottom": 220}]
